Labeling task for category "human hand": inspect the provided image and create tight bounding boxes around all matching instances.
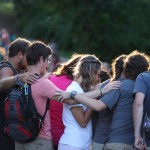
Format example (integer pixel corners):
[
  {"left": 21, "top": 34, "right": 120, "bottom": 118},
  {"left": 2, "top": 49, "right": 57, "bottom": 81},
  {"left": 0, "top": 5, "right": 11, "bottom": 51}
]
[
  {"left": 134, "top": 137, "right": 147, "bottom": 150},
  {"left": 102, "top": 80, "right": 121, "bottom": 94},
  {"left": 53, "top": 91, "right": 71, "bottom": 102},
  {"left": 19, "top": 72, "right": 38, "bottom": 84}
]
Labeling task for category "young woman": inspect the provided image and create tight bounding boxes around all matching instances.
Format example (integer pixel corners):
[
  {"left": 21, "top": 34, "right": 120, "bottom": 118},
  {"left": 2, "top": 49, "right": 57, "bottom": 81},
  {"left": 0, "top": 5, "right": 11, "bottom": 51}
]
[{"left": 58, "top": 54, "right": 121, "bottom": 150}]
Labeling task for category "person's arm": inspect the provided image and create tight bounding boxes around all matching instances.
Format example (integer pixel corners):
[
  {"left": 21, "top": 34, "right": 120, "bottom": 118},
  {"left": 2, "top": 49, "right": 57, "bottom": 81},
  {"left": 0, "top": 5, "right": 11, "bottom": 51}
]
[
  {"left": 54, "top": 90, "right": 107, "bottom": 110},
  {"left": 73, "top": 93, "right": 107, "bottom": 111},
  {"left": 0, "top": 67, "right": 17, "bottom": 91},
  {"left": 81, "top": 80, "right": 121, "bottom": 98},
  {"left": 70, "top": 106, "right": 93, "bottom": 127},
  {"left": 133, "top": 92, "right": 147, "bottom": 150},
  {"left": 0, "top": 67, "right": 37, "bottom": 91},
  {"left": 62, "top": 80, "right": 121, "bottom": 105}
]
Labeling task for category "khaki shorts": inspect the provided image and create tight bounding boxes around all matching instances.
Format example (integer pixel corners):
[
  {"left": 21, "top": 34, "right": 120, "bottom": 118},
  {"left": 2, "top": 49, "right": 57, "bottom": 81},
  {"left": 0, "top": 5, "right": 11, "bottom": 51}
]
[
  {"left": 104, "top": 143, "right": 134, "bottom": 150},
  {"left": 92, "top": 142, "right": 104, "bottom": 150},
  {"left": 15, "top": 138, "right": 54, "bottom": 150}
]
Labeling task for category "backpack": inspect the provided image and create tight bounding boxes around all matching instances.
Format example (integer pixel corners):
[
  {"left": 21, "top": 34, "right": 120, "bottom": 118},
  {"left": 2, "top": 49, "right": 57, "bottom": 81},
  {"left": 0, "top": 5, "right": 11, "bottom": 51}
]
[{"left": 4, "top": 79, "right": 50, "bottom": 143}]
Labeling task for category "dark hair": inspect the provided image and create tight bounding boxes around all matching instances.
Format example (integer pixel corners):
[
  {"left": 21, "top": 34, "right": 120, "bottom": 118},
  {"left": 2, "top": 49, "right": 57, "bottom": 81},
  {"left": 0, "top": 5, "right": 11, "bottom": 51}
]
[
  {"left": 8, "top": 38, "right": 31, "bottom": 57},
  {"left": 74, "top": 54, "right": 101, "bottom": 92},
  {"left": 99, "top": 70, "right": 110, "bottom": 82},
  {"left": 124, "top": 50, "right": 150, "bottom": 80},
  {"left": 54, "top": 53, "right": 84, "bottom": 79},
  {"left": 111, "top": 54, "right": 127, "bottom": 81},
  {"left": 26, "top": 41, "right": 52, "bottom": 65}
]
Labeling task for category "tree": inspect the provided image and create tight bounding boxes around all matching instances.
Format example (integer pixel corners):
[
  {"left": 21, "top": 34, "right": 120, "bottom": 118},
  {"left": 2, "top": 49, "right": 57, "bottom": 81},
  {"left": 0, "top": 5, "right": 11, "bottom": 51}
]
[{"left": 14, "top": 0, "right": 150, "bottom": 62}]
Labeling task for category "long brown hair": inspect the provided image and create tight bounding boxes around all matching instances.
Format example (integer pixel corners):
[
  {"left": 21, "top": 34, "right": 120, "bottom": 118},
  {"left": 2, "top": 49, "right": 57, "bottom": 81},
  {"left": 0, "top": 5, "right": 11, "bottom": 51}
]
[
  {"left": 111, "top": 54, "right": 127, "bottom": 81},
  {"left": 74, "top": 54, "right": 101, "bottom": 92},
  {"left": 53, "top": 53, "right": 84, "bottom": 80}
]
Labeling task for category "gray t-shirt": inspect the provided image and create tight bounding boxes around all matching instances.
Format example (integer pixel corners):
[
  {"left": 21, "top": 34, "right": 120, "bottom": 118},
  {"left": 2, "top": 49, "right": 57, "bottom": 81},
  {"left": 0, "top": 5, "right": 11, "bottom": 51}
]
[
  {"left": 92, "top": 79, "right": 112, "bottom": 143},
  {"left": 101, "top": 79, "right": 135, "bottom": 145},
  {"left": 133, "top": 71, "right": 150, "bottom": 146}
]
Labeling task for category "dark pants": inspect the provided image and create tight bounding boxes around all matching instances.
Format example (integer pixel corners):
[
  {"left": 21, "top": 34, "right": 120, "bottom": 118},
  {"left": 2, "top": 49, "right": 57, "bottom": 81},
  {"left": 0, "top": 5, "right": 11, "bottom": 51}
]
[{"left": 0, "top": 135, "right": 15, "bottom": 150}]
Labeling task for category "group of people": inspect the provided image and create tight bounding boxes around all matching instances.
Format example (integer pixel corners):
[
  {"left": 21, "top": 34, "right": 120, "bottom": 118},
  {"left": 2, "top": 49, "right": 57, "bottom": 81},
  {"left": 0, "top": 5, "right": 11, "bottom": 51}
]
[{"left": 0, "top": 37, "right": 150, "bottom": 150}]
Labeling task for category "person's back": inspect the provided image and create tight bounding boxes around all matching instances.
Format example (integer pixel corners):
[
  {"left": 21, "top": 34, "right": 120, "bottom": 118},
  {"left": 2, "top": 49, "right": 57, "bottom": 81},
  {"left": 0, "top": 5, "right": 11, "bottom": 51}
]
[
  {"left": 0, "top": 61, "right": 17, "bottom": 150},
  {"left": 93, "top": 78, "right": 125, "bottom": 147},
  {"left": 104, "top": 79, "right": 135, "bottom": 144},
  {"left": 92, "top": 54, "right": 127, "bottom": 150},
  {"left": 50, "top": 75, "right": 72, "bottom": 147},
  {"left": 15, "top": 41, "right": 61, "bottom": 150},
  {"left": 0, "top": 38, "right": 36, "bottom": 150},
  {"left": 58, "top": 54, "right": 104, "bottom": 150},
  {"left": 133, "top": 71, "right": 150, "bottom": 149},
  {"left": 60, "top": 80, "right": 92, "bottom": 150},
  {"left": 49, "top": 54, "right": 83, "bottom": 150},
  {"left": 102, "top": 51, "right": 150, "bottom": 150}
]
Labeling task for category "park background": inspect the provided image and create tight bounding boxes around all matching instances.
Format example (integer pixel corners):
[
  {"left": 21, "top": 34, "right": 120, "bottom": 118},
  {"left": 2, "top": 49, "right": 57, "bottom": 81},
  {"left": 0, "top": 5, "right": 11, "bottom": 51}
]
[{"left": 0, "top": 0, "right": 150, "bottom": 70}]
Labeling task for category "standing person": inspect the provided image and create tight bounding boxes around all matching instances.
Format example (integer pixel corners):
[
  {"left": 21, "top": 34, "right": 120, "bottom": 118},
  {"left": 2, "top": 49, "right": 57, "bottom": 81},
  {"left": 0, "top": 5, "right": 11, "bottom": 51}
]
[
  {"left": 49, "top": 54, "right": 83, "bottom": 150},
  {"left": 56, "top": 50, "right": 150, "bottom": 150},
  {"left": 133, "top": 70, "right": 150, "bottom": 149},
  {"left": 0, "top": 38, "right": 37, "bottom": 150},
  {"left": 58, "top": 54, "right": 121, "bottom": 150},
  {"left": 15, "top": 41, "right": 62, "bottom": 150},
  {"left": 92, "top": 54, "right": 127, "bottom": 150}
]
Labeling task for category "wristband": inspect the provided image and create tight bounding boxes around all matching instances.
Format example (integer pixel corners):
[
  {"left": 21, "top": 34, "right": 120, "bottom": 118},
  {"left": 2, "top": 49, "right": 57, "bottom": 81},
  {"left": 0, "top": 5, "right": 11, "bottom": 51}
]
[
  {"left": 99, "top": 88, "right": 103, "bottom": 96},
  {"left": 16, "top": 75, "right": 20, "bottom": 82},
  {"left": 70, "top": 91, "right": 77, "bottom": 99}
]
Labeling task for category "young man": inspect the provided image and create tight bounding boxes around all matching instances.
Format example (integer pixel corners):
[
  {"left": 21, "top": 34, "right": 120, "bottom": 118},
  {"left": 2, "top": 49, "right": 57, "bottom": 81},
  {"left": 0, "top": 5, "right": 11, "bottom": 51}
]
[
  {"left": 133, "top": 71, "right": 150, "bottom": 150},
  {"left": 0, "top": 38, "right": 37, "bottom": 150},
  {"left": 15, "top": 41, "right": 62, "bottom": 150},
  {"left": 55, "top": 50, "right": 150, "bottom": 150}
]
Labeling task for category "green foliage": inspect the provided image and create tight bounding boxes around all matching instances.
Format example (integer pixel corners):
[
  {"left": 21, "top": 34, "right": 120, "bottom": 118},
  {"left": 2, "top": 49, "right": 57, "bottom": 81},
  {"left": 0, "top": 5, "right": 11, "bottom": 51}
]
[
  {"left": 0, "top": 2, "right": 14, "bottom": 14},
  {"left": 13, "top": 0, "right": 150, "bottom": 62}
]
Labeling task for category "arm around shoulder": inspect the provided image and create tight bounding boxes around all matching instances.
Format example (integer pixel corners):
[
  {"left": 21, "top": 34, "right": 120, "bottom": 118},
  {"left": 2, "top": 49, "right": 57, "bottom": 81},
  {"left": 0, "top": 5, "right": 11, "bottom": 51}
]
[{"left": 74, "top": 93, "right": 107, "bottom": 111}]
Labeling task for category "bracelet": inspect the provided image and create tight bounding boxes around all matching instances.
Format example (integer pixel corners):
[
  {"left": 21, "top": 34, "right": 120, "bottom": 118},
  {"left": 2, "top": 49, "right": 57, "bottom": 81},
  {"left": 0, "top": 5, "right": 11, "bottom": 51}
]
[
  {"left": 99, "top": 88, "right": 103, "bottom": 96},
  {"left": 16, "top": 75, "right": 20, "bottom": 82},
  {"left": 70, "top": 91, "right": 77, "bottom": 99}
]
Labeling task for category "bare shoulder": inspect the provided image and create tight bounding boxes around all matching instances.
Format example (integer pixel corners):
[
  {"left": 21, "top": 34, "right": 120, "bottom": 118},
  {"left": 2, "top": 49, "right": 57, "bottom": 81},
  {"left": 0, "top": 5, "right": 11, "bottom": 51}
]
[{"left": 0, "top": 67, "right": 15, "bottom": 79}]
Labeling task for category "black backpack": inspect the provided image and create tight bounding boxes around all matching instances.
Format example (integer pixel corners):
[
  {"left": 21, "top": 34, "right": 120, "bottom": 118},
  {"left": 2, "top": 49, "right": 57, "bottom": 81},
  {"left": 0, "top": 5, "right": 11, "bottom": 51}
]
[{"left": 4, "top": 79, "right": 50, "bottom": 143}]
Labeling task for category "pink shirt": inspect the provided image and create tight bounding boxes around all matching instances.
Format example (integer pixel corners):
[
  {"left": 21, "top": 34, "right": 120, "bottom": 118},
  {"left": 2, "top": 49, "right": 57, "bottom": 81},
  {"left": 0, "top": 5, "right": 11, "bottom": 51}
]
[
  {"left": 31, "top": 77, "right": 60, "bottom": 140},
  {"left": 49, "top": 75, "right": 72, "bottom": 145}
]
